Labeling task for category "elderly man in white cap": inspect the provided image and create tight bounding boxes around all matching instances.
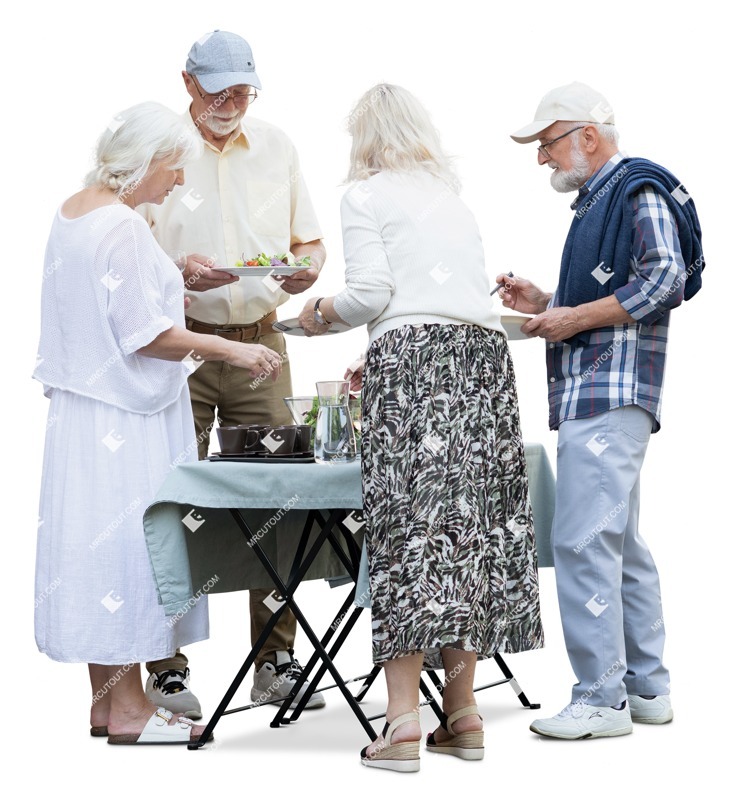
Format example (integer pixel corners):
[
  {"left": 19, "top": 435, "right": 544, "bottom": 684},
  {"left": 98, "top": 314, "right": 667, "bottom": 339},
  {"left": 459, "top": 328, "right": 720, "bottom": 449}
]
[
  {"left": 498, "top": 82, "right": 704, "bottom": 739},
  {"left": 143, "top": 30, "right": 326, "bottom": 717}
]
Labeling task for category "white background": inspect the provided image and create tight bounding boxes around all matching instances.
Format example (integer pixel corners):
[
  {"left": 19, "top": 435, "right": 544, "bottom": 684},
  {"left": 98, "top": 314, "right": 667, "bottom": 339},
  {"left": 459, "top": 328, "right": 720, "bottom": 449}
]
[{"left": 4, "top": 0, "right": 730, "bottom": 796}]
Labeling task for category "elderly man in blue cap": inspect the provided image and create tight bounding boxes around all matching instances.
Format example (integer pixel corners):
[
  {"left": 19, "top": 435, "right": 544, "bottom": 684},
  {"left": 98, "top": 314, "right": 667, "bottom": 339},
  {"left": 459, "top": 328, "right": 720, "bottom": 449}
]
[
  {"left": 498, "top": 82, "right": 704, "bottom": 739},
  {"left": 143, "top": 30, "right": 326, "bottom": 718}
]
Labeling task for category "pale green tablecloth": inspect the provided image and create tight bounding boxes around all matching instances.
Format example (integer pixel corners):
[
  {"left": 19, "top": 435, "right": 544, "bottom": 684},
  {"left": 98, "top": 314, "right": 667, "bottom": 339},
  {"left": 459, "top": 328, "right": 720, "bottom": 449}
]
[
  {"left": 143, "top": 460, "right": 363, "bottom": 616},
  {"left": 143, "top": 443, "right": 555, "bottom": 616}
]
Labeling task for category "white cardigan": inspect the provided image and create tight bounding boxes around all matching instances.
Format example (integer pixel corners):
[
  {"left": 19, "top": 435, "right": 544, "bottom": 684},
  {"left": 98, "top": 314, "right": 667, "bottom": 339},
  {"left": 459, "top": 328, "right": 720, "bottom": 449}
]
[{"left": 333, "top": 170, "right": 504, "bottom": 345}]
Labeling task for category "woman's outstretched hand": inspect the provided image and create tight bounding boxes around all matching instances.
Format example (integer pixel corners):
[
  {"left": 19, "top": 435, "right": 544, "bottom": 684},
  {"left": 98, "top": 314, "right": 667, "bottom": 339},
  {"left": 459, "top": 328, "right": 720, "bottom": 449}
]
[
  {"left": 344, "top": 356, "right": 365, "bottom": 393},
  {"left": 226, "top": 342, "right": 283, "bottom": 381}
]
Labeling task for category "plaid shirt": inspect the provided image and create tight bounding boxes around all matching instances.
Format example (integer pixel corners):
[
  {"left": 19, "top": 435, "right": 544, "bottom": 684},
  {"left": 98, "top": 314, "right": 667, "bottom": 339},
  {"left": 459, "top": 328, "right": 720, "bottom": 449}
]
[{"left": 547, "top": 153, "right": 687, "bottom": 433}]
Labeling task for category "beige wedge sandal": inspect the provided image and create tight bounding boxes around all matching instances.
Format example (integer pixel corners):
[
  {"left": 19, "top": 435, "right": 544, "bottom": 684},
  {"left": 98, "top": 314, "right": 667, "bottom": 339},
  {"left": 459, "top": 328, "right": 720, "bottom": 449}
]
[
  {"left": 426, "top": 705, "right": 484, "bottom": 760},
  {"left": 360, "top": 711, "right": 421, "bottom": 773}
]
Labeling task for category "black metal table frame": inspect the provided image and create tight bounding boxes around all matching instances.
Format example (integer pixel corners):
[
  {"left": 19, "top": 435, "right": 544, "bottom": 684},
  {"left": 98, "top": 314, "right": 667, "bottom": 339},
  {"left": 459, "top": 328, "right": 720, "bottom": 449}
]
[{"left": 189, "top": 506, "right": 539, "bottom": 750}]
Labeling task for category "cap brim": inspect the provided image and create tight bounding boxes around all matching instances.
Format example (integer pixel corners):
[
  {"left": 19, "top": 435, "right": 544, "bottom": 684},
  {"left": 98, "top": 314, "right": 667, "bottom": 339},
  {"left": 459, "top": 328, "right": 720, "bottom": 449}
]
[
  {"left": 510, "top": 119, "right": 556, "bottom": 144},
  {"left": 197, "top": 70, "right": 262, "bottom": 93}
]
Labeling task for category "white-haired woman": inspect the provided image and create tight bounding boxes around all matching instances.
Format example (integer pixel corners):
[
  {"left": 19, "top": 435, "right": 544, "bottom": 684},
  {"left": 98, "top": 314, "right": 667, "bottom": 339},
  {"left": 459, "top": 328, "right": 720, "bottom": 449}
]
[
  {"left": 299, "top": 85, "right": 543, "bottom": 771},
  {"left": 33, "top": 102, "right": 282, "bottom": 745}
]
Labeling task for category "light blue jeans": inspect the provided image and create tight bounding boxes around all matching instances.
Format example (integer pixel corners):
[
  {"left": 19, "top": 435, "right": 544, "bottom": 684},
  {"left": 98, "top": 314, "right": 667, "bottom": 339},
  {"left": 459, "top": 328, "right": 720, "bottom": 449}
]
[{"left": 553, "top": 405, "right": 670, "bottom": 706}]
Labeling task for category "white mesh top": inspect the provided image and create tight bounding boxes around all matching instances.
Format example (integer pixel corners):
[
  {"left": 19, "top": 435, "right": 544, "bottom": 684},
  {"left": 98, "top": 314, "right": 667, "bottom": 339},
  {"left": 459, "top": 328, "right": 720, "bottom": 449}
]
[{"left": 34, "top": 204, "right": 190, "bottom": 415}]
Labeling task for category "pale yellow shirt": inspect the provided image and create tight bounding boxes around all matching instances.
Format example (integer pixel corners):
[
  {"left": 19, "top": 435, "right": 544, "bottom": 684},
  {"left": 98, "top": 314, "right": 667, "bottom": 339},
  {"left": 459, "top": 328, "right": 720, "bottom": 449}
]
[{"left": 143, "top": 112, "right": 323, "bottom": 325}]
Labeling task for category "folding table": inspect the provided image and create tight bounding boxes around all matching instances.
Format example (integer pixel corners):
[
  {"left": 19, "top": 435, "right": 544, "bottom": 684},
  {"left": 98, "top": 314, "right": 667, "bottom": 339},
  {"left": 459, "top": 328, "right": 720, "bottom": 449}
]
[{"left": 142, "top": 443, "right": 555, "bottom": 749}]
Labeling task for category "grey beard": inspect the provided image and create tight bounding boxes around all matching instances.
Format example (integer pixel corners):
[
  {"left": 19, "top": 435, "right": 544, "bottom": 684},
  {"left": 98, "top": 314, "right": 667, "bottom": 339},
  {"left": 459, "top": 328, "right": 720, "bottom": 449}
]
[
  {"left": 550, "top": 161, "right": 589, "bottom": 193},
  {"left": 205, "top": 115, "right": 241, "bottom": 136},
  {"left": 550, "top": 138, "right": 590, "bottom": 193}
]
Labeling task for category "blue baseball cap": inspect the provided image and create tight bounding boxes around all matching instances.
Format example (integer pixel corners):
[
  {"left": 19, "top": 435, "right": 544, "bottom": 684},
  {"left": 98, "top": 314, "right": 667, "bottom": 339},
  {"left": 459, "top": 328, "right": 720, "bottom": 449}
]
[{"left": 185, "top": 30, "right": 262, "bottom": 93}]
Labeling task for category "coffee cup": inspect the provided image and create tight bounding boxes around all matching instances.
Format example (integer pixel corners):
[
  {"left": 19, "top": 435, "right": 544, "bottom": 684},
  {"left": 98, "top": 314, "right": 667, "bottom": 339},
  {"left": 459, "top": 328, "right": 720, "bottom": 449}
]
[
  {"left": 294, "top": 424, "right": 312, "bottom": 452},
  {"left": 242, "top": 425, "right": 269, "bottom": 453},
  {"left": 259, "top": 426, "right": 297, "bottom": 455},
  {"left": 216, "top": 426, "right": 247, "bottom": 454}
]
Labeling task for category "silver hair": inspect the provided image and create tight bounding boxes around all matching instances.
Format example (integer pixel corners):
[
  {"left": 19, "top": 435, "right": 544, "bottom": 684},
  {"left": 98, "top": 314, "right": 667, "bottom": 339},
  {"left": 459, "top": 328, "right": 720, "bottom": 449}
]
[
  {"left": 559, "top": 119, "right": 620, "bottom": 146},
  {"left": 593, "top": 123, "right": 619, "bottom": 145},
  {"left": 84, "top": 102, "right": 202, "bottom": 196}
]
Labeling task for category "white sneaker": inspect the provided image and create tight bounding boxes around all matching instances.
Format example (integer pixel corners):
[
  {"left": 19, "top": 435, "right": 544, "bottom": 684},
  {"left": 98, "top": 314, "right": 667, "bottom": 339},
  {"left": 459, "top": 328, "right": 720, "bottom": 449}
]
[
  {"left": 530, "top": 700, "right": 633, "bottom": 739},
  {"left": 145, "top": 668, "right": 202, "bottom": 720},
  {"left": 628, "top": 694, "right": 673, "bottom": 724},
  {"left": 250, "top": 650, "right": 326, "bottom": 710}
]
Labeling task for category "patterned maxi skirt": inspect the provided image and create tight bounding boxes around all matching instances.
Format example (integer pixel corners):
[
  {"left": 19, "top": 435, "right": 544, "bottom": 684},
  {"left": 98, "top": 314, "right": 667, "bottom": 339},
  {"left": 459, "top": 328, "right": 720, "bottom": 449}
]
[{"left": 362, "top": 324, "right": 543, "bottom": 669}]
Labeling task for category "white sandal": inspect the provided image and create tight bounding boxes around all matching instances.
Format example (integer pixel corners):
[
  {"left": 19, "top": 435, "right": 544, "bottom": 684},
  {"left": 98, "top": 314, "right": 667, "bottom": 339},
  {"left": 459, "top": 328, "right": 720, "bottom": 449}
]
[{"left": 107, "top": 707, "right": 203, "bottom": 745}]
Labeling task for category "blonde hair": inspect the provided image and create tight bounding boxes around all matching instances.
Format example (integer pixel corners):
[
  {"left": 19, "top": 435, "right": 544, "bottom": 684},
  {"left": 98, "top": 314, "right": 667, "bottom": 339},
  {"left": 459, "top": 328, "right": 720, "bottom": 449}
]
[
  {"left": 346, "top": 84, "right": 459, "bottom": 190},
  {"left": 84, "top": 101, "right": 202, "bottom": 196}
]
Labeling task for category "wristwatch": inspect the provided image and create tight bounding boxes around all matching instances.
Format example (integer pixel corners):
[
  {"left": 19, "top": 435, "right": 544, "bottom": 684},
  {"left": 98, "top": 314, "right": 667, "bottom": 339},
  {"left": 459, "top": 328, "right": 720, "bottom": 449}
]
[{"left": 313, "top": 298, "right": 331, "bottom": 326}]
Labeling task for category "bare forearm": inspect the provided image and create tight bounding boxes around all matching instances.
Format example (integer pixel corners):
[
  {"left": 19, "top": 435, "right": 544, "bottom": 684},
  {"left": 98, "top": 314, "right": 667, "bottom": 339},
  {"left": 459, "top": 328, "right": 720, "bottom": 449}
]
[
  {"left": 137, "top": 326, "right": 284, "bottom": 379},
  {"left": 318, "top": 297, "right": 347, "bottom": 325},
  {"left": 575, "top": 295, "right": 635, "bottom": 331},
  {"left": 523, "top": 294, "right": 635, "bottom": 342},
  {"left": 137, "top": 325, "right": 233, "bottom": 362},
  {"left": 291, "top": 240, "right": 326, "bottom": 271}
]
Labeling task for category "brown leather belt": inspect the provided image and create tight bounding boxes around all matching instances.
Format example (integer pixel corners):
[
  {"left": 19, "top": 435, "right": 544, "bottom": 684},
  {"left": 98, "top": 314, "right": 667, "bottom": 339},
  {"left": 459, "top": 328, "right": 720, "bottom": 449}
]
[{"left": 185, "top": 310, "right": 278, "bottom": 341}]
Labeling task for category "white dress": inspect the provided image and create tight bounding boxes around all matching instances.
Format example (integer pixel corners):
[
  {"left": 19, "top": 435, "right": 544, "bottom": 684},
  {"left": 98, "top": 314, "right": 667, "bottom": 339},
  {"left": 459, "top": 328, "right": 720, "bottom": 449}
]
[{"left": 33, "top": 204, "right": 208, "bottom": 664}]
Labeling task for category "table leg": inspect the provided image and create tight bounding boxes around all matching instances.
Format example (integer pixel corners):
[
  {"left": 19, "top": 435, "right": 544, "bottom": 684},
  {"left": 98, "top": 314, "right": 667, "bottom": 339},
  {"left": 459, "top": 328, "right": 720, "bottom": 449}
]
[
  {"left": 269, "top": 509, "right": 366, "bottom": 726},
  {"left": 188, "top": 581, "right": 291, "bottom": 749},
  {"left": 269, "top": 586, "right": 358, "bottom": 727},
  {"left": 353, "top": 666, "right": 382, "bottom": 702},
  {"left": 280, "top": 513, "right": 371, "bottom": 723},
  {"left": 189, "top": 507, "right": 339, "bottom": 749},
  {"left": 227, "top": 508, "right": 378, "bottom": 742},
  {"left": 282, "top": 599, "right": 365, "bottom": 724},
  {"left": 481, "top": 653, "right": 541, "bottom": 709}
]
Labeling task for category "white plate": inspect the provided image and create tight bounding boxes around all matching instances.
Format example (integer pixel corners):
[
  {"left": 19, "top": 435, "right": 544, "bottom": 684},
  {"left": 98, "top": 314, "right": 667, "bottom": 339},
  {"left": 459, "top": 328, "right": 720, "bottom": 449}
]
[
  {"left": 217, "top": 265, "right": 308, "bottom": 277},
  {"left": 273, "top": 318, "right": 351, "bottom": 336},
  {"left": 501, "top": 314, "right": 533, "bottom": 340}
]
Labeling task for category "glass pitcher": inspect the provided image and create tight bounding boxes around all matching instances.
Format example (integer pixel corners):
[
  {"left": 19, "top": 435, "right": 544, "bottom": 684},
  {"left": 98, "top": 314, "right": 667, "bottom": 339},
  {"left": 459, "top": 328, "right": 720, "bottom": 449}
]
[{"left": 314, "top": 381, "right": 357, "bottom": 464}]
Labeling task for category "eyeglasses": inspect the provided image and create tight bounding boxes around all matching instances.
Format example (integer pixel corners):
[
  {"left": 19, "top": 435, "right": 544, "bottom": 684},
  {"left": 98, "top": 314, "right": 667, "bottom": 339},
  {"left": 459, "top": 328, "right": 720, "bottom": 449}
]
[
  {"left": 192, "top": 78, "right": 257, "bottom": 108},
  {"left": 537, "top": 126, "right": 584, "bottom": 160}
]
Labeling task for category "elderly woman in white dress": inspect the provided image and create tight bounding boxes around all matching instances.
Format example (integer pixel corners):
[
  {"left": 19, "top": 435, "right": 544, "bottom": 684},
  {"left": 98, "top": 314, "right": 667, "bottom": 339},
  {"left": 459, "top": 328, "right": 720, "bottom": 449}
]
[{"left": 33, "top": 102, "right": 282, "bottom": 745}]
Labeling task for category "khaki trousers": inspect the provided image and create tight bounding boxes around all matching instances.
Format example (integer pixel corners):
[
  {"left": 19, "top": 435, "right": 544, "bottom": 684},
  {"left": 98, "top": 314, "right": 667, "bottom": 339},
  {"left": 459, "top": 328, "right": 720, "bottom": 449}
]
[{"left": 147, "top": 331, "right": 297, "bottom": 675}]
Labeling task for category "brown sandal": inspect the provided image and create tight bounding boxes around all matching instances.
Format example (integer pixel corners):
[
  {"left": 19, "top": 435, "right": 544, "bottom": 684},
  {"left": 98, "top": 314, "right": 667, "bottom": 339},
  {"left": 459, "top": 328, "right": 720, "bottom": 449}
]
[
  {"left": 426, "top": 705, "right": 484, "bottom": 760},
  {"left": 90, "top": 725, "right": 108, "bottom": 737}
]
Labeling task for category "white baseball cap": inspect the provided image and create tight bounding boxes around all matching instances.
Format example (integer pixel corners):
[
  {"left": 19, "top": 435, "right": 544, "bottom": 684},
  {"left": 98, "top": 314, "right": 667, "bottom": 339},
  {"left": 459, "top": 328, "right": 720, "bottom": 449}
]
[{"left": 510, "top": 82, "right": 615, "bottom": 144}]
